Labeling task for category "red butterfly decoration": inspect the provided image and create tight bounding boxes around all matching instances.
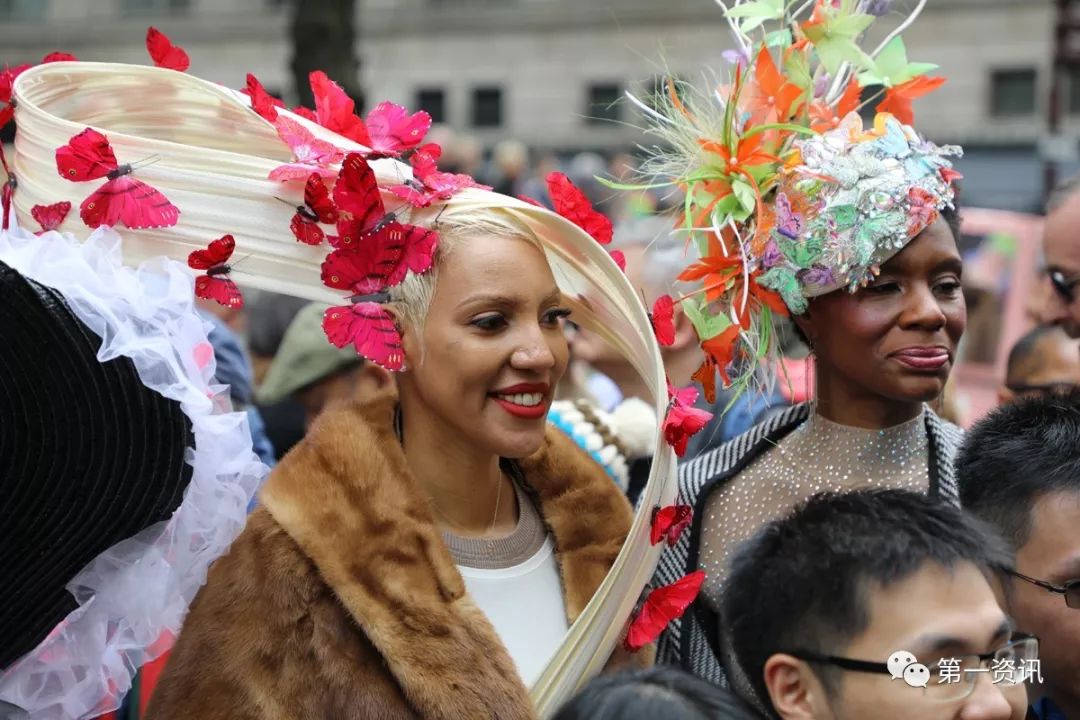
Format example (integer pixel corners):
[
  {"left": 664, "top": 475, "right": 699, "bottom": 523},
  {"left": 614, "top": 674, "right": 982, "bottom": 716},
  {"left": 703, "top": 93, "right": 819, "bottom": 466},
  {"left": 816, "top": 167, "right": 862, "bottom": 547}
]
[
  {"left": 31, "top": 201, "right": 71, "bottom": 234},
  {"left": 610, "top": 249, "right": 627, "bottom": 272},
  {"left": 308, "top": 70, "right": 370, "bottom": 146},
  {"left": 146, "top": 27, "right": 189, "bottom": 72},
  {"left": 0, "top": 142, "right": 14, "bottom": 231},
  {"left": 188, "top": 234, "right": 244, "bottom": 309},
  {"left": 624, "top": 571, "right": 706, "bottom": 652},
  {"left": 331, "top": 153, "right": 399, "bottom": 247},
  {"left": 651, "top": 294, "right": 676, "bottom": 347},
  {"left": 323, "top": 301, "right": 405, "bottom": 372},
  {"left": 0, "top": 63, "right": 31, "bottom": 105},
  {"left": 362, "top": 101, "right": 432, "bottom": 158},
  {"left": 288, "top": 173, "right": 338, "bottom": 246},
  {"left": 55, "top": 128, "right": 180, "bottom": 230},
  {"left": 322, "top": 222, "right": 437, "bottom": 293},
  {"left": 546, "top": 171, "right": 613, "bottom": 245},
  {"left": 268, "top": 115, "right": 344, "bottom": 182},
  {"left": 650, "top": 504, "right": 692, "bottom": 547},
  {"left": 389, "top": 143, "right": 489, "bottom": 207},
  {"left": 242, "top": 73, "right": 283, "bottom": 123},
  {"left": 662, "top": 381, "right": 713, "bottom": 457},
  {"left": 41, "top": 52, "right": 77, "bottom": 63}
]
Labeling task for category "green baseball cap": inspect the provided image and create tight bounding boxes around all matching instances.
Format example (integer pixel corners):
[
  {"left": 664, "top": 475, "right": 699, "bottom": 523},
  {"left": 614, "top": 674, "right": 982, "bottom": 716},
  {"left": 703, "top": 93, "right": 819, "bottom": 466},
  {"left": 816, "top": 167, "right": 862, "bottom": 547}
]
[{"left": 256, "top": 303, "right": 363, "bottom": 405}]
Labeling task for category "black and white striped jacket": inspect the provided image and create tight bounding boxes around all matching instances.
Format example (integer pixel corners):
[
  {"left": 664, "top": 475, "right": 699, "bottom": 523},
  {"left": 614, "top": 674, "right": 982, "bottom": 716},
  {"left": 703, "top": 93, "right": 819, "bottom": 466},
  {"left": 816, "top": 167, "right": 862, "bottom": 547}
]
[{"left": 653, "top": 403, "right": 965, "bottom": 685}]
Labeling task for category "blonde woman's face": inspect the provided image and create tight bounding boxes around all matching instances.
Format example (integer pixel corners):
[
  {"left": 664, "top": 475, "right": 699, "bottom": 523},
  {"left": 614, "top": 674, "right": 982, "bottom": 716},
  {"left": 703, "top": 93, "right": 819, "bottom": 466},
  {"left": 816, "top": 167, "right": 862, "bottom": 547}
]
[{"left": 400, "top": 234, "right": 571, "bottom": 458}]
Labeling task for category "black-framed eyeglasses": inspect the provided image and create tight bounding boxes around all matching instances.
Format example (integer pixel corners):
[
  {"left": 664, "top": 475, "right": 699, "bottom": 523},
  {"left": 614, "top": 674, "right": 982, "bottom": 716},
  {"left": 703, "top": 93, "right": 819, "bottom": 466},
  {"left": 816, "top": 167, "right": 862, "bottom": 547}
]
[
  {"left": 1005, "top": 381, "right": 1077, "bottom": 397},
  {"left": 1008, "top": 569, "right": 1080, "bottom": 609},
  {"left": 1048, "top": 268, "right": 1080, "bottom": 304},
  {"left": 786, "top": 634, "right": 1039, "bottom": 703}
]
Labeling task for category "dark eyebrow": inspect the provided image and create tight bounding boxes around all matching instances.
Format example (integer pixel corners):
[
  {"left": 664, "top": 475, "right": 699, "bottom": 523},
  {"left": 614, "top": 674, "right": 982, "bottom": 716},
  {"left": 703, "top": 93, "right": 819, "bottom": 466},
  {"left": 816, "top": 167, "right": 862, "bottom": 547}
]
[
  {"left": 912, "top": 618, "right": 1013, "bottom": 658},
  {"left": 456, "top": 287, "right": 562, "bottom": 311},
  {"left": 933, "top": 257, "right": 964, "bottom": 276}
]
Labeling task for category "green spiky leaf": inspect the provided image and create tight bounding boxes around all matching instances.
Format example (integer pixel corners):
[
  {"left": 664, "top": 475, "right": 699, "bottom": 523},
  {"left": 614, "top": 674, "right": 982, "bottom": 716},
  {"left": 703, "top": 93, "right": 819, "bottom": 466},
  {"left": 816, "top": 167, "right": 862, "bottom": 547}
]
[
  {"left": 803, "top": 13, "right": 875, "bottom": 75},
  {"left": 724, "top": 0, "right": 785, "bottom": 33},
  {"left": 683, "top": 294, "right": 734, "bottom": 340},
  {"left": 857, "top": 37, "right": 938, "bottom": 88}
]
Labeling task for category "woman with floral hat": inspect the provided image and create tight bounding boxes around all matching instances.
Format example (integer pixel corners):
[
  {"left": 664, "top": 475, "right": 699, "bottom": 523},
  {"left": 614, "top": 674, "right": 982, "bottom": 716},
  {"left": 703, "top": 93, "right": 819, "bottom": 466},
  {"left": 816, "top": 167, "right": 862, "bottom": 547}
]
[{"left": 622, "top": 0, "right": 970, "bottom": 692}]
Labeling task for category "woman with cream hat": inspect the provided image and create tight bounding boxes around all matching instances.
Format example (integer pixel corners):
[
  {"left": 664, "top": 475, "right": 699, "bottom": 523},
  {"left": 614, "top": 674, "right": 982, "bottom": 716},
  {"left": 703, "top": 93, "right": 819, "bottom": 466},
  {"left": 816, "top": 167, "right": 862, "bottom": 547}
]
[{"left": 1, "top": 41, "right": 685, "bottom": 719}]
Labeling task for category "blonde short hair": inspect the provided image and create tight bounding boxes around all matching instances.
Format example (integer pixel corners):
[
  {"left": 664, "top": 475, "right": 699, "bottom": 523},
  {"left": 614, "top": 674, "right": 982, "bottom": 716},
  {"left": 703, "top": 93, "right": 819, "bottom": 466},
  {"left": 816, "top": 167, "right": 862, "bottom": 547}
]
[{"left": 386, "top": 206, "right": 546, "bottom": 336}]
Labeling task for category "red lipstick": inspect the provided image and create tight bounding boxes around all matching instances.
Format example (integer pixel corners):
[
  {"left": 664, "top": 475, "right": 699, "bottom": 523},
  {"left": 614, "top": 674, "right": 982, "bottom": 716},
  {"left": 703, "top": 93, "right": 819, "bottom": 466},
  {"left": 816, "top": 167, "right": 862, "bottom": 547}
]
[
  {"left": 490, "top": 383, "right": 551, "bottom": 420},
  {"left": 890, "top": 346, "right": 951, "bottom": 371}
]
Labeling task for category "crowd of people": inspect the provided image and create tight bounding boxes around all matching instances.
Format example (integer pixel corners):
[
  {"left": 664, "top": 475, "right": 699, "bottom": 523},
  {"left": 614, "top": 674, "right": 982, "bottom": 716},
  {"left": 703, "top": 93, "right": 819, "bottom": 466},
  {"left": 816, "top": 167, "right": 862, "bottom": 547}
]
[{"left": 2, "top": 4, "right": 1080, "bottom": 720}]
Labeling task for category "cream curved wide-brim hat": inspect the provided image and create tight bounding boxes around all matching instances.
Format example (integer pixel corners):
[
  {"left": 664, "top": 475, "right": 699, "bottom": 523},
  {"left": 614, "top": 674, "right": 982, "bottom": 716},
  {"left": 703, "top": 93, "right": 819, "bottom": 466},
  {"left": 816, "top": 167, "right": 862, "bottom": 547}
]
[{"left": 10, "top": 61, "right": 678, "bottom": 716}]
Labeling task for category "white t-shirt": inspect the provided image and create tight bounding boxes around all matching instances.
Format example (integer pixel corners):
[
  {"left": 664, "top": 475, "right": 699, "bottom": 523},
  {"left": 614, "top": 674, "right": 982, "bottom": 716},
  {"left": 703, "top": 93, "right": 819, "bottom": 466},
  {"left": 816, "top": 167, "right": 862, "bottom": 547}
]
[{"left": 457, "top": 537, "right": 570, "bottom": 686}]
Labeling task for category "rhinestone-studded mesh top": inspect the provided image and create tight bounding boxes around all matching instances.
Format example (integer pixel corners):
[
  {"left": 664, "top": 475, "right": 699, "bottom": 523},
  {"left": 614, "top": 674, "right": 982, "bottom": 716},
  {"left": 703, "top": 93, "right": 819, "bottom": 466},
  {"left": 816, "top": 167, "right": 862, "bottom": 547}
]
[{"left": 699, "top": 409, "right": 930, "bottom": 611}]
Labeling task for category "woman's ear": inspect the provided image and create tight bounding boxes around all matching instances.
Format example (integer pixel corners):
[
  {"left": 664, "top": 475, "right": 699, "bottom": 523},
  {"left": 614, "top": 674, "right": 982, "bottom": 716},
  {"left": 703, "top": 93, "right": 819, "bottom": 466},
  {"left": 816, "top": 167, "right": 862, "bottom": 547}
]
[{"left": 763, "top": 654, "right": 829, "bottom": 720}]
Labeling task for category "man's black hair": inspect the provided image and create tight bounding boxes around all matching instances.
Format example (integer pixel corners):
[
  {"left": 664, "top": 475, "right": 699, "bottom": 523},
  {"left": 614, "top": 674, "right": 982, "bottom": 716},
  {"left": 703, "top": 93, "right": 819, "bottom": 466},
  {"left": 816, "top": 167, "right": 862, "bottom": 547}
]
[
  {"left": 1004, "top": 325, "right": 1069, "bottom": 387},
  {"left": 957, "top": 389, "right": 1080, "bottom": 549},
  {"left": 722, "top": 488, "right": 1012, "bottom": 714},
  {"left": 552, "top": 667, "right": 763, "bottom": 720}
]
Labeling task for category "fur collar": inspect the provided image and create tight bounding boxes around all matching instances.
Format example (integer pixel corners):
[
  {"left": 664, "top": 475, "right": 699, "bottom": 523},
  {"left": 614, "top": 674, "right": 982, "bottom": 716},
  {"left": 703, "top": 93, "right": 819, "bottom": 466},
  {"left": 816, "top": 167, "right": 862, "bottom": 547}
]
[{"left": 260, "top": 391, "right": 631, "bottom": 719}]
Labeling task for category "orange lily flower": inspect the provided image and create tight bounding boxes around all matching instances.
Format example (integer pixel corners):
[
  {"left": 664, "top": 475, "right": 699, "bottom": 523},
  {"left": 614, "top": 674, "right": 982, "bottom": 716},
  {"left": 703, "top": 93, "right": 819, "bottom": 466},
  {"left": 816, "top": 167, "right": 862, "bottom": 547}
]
[
  {"left": 677, "top": 232, "right": 744, "bottom": 304},
  {"left": 809, "top": 77, "right": 861, "bottom": 132},
  {"left": 694, "top": 324, "right": 743, "bottom": 399},
  {"left": 877, "top": 75, "right": 945, "bottom": 125},
  {"left": 743, "top": 47, "right": 805, "bottom": 126},
  {"left": 699, "top": 132, "right": 779, "bottom": 174}
]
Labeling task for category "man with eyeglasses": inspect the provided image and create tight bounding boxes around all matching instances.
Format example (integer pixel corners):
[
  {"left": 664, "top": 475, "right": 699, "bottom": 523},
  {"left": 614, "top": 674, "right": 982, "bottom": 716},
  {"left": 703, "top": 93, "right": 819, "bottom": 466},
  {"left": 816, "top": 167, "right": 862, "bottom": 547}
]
[
  {"left": 1038, "top": 175, "right": 1080, "bottom": 338},
  {"left": 722, "top": 488, "right": 1030, "bottom": 720},
  {"left": 999, "top": 325, "right": 1080, "bottom": 405},
  {"left": 958, "top": 392, "right": 1080, "bottom": 720}
]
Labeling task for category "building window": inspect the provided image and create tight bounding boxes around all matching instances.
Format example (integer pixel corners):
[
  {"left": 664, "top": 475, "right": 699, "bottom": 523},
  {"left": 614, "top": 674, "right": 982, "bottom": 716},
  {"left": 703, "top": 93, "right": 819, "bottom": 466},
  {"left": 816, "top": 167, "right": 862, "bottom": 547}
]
[
  {"left": 416, "top": 88, "right": 446, "bottom": 124},
  {"left": 990, "top": 69, "right": 1037, "bottom": 117},
  {"left": 0, "top": 0, "right": 46, "bottom": 20},
  {"left": 471, "top": 86, "right": 502, "bottom": 128},
  {"left": 121, "top": 0, "right": 190, "bottom": 14},
  {"left": 585, "top": 83, "right": 622, "bottom": 124},
  {"left": 1067, "top": 66, "right": 1080, "bottom": 114}
]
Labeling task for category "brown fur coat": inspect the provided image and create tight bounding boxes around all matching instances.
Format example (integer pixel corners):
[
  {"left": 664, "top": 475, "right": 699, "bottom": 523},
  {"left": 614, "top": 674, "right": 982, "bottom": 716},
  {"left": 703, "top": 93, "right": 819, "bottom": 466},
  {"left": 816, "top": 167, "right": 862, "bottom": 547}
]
[{"left": 146, "top": 392, "right": 634, "bottom": 720}]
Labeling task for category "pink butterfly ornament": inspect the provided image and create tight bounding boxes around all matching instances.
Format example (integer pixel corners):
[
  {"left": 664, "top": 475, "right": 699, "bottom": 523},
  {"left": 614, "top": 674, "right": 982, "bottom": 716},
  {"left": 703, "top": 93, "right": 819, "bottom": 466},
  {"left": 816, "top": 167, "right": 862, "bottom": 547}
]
[{"left": 268, "top": 115, "right": 345, "bottom": 182}]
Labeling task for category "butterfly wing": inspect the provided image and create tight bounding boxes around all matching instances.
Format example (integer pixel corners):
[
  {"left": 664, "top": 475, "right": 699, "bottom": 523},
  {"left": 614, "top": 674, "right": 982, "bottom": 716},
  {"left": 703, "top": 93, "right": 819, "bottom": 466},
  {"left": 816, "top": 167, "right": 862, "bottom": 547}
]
[
  {"left": 55, "top": 128, "right": 118, "bottom": 182},
  {"left": 303, "top": 173, "right": 338, "bottom": 223},
  {"left": 1, "top": 178, "right": 13, "bottom": 232},
  {"left": 333, "top": 153, "right": 385, "bottom": 234},
  {"left": 188, "top": 234, "right": 236, "bottom": 270},
  {"left": 145, "top": 26, "right": 190, "bottom": 71},
  {"left": 382, "top": 221, "right": 439, "bottom": 286},
  {"left": 195, "top": 275, "right": 243, "bottom": 309},
  {"left": 388, "top": 183, "right": 434, "bottom": 208},
  {"left": 309, "top": 70, "right": 371, "bottom": 146},
  {"left": 80, "top": 176, "right": 180, "bottom": 229},
  {"left": 624, "top": 571, "right": 706, "bottom": 652},
  {"left": 290, "top": 212, "right": 325, "bottom": 245},
  {"left": 650, "top": 504, "right": 692, "bottom": 546},
  {"left": 31, "top": 200, "right": 72, "bottom": 232},
  {"left": 364, "top": 102, "right": 432, "bottom": 157},
  {"left": 609, "top": 249, "right": 627, "bottom": 272},
  {"left": 321, "top": 240, "right": 404, "bottom": 295},
  {"left": 269, "top": 116, "right": 344, "bottom": 181},
  {"left": 322, "top": 303, "right": 404, "bottom": 371},
  {"left": 546, "top": 171, "right": 613, "bottom": 245},
  {"left": 651, "top": 294, "right": 676, "bottom": 347},
  {"left": 243, "top": 73, "right": 283, "bottom": 123},
  {"left": 409, "top": 143, "right": 442, "bottom": 180}
]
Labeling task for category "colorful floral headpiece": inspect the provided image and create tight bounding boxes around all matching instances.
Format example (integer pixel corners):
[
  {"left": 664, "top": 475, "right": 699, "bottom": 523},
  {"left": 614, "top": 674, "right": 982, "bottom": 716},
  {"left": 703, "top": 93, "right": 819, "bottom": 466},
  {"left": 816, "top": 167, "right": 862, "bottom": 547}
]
[{"left": 617, "top": 0, "right": 962, "bottom": 404}]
